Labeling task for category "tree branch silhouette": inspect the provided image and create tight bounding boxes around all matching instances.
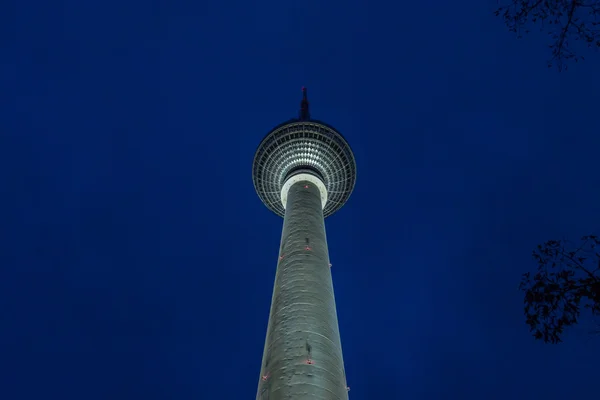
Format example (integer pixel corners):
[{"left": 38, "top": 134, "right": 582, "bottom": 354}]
[
  {"left": 521, "top": 235, "right": 600, "bottom": 343},
  {"left": 495, "top": 0, "right": 600, "bottom": 70}
]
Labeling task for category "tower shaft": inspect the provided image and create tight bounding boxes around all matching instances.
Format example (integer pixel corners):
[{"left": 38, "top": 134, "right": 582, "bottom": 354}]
[{"left": 257, "top": 179, "right": 348, "bottom": 400}]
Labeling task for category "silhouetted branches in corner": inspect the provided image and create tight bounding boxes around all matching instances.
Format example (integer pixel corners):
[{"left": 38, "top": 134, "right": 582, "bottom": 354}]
[
  {"left": 495, "top": 0, "right": 600, "bottom": 70},
  {"left": 521, "top": 235, "right": 600, "bottom": 343}
]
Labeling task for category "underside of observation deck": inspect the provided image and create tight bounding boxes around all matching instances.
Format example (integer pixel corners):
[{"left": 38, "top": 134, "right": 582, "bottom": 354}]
[{"left": 252, "top": 119, "right": 356, "bottom": 218}]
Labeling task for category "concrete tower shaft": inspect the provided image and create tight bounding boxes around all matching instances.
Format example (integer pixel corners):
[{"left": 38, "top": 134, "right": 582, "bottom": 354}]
[
  {"left": 252, "top": 89, "right": 356, "bottom": 400},
  {"left": 257, "top": 177, "right": 348, "bottom": 400}
]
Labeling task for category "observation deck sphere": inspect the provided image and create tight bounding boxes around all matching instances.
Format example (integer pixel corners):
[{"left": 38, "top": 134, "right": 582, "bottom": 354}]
[{"left": 252, "top": 119, "right": 356, "bottom": 218}]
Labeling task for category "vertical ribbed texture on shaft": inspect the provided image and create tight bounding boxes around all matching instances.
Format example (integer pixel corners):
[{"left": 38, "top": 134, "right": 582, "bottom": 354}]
[{"left": 256, "top": 180, "right": 348, "bottom": 400}]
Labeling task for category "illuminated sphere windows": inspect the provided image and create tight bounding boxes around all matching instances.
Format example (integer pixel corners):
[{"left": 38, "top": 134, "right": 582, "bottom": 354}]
[{"left": 252, "top": 119, "right": 356, "bottom": 218}]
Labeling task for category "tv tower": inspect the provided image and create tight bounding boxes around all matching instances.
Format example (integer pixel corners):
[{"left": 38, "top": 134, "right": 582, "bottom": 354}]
[{"left": 252, "top": 88, "right": 357, "bottom": 399}]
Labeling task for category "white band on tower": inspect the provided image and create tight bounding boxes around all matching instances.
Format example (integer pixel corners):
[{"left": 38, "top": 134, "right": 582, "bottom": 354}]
[{"left": 280, "top": 173, "right": 328, "bottom": 210}]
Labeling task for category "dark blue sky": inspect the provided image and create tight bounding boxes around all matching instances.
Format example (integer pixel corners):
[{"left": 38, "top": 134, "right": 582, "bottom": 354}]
[{"left": 2, "top": 0, "right": 600, "bottom": 399}]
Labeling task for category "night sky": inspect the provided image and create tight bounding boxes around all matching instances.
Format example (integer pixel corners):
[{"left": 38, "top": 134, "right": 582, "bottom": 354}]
[{"left": 2, "top": 1, "right": 600, "bottom": 399}]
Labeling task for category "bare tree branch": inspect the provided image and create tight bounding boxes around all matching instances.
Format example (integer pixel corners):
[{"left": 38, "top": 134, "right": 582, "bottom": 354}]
[
  {"left": 521, "top": 235, "right": 600, "bottom": 343},
  {"left": 495, "top": 0, "right": 600, "bottom": 70}
]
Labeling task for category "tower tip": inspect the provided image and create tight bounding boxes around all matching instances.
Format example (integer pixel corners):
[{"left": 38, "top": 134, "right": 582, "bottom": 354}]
[{"left": 299, "top": 87, "right": 310, "bottom": 120}]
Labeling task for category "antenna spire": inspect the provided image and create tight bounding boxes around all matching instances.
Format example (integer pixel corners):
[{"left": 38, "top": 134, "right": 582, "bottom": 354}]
[{"left": 299, "top": 86, "right": 310, "bottom": 120}]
